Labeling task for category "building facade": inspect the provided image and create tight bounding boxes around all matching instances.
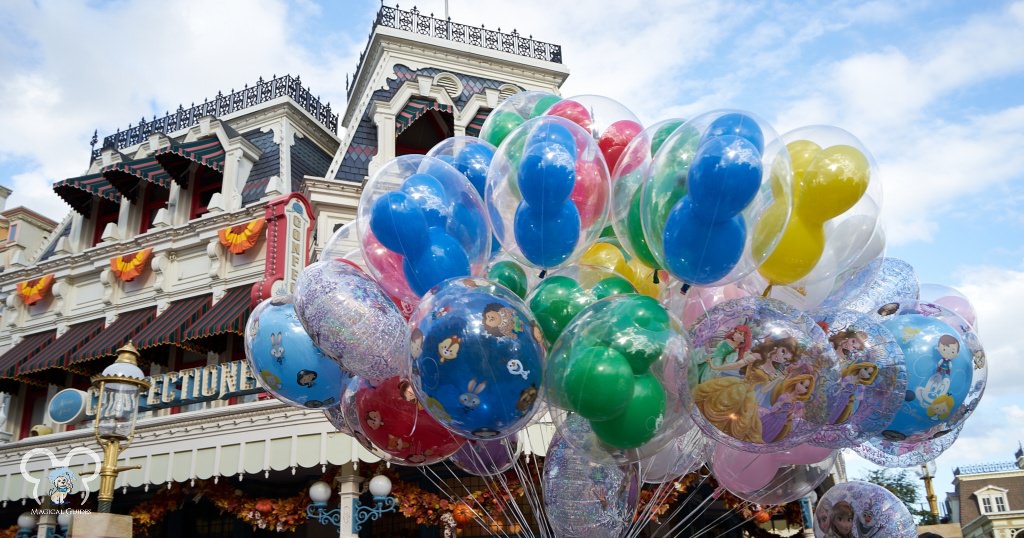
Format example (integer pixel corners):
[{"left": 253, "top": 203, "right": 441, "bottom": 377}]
[
  {"left": 948, "top": 446, "right": 1024, "bottom": 538},
  {"left": 0, "top": 5, "right": 566, "bottom": 536}
]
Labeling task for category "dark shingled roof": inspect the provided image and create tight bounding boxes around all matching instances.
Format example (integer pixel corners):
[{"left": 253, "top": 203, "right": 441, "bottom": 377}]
[
  {"left": 37, "top": 219, "right": 72, "bottom": 262},
  {"left": 241, "top": 131, "right": 280, "bottom": 205},
  {"left": 290, "top": 137, "right": 333, "bottom": 193}
]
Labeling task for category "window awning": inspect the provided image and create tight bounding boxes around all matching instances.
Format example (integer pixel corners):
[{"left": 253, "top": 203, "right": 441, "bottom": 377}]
[
  {"left": 0, "top": 330, "right": 56, "bottom": 378},
  {"left": 396, "top": 96, "right": 454, "bottom": 135},
  {"left": 69, "top": 307, "right": 156, "bottom": 368},
  {"left": 52, "top": 173, "right": 121, "bottom": 217},
  {"left": 465, "top": 108, "right": 491, "bottom": 138},
  {"left": 156, "top": 138, "right": 226, "bottom": 183},
  {"left": 102, "top": 157, "right": 173, "bottom": 200},
  {"left": 131, "top": 295, "right": 212, "bottom": 351},
  {"left": 183, "top": 286, "right": 252, "bottom": 342},
  {"left": 15, "top": 319, "right": 105, "bottom": 376}
]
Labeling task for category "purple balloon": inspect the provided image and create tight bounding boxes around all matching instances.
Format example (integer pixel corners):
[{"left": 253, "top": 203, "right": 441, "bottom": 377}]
[{"left": 449, "top": 435, "right": 521, "bottom": 476}]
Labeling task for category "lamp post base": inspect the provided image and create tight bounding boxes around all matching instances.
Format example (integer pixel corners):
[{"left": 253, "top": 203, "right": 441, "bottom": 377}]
[{"left": 67, "top": 512, "right": 132, "bottom": 538}]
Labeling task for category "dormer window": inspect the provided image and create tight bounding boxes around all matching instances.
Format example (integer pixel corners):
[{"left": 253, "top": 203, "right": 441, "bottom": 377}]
[
  {"left": 6, "top": 223, "right": 16, "bottom": 243},
  {"left": 190, "top": 166, "right": 222, "bottom": 219},
  {"left": 974, "top": 486, "right": 1010, "bottom": 514},
  {"left": 139, "top": 184, "right": 169, "bottom": 234},
  {"left": 92, "top": 199, "right": 120, "bottom": 246}
]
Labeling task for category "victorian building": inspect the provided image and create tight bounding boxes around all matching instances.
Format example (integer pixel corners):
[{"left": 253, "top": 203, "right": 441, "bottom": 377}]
[
  {"left": 947, "top": 445, "right": 1024, "bottom": 538},
  {"left": 0, "top": 5, "right": 566, "bottom": 536}
]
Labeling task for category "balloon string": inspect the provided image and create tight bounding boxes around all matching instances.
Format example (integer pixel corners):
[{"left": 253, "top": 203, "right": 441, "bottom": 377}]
[
  {"left": 762, "top": 284, "right": 773, "bottom": 298},
  {"left": 419, "top": 465, "right": 509, "bottom": 536}
]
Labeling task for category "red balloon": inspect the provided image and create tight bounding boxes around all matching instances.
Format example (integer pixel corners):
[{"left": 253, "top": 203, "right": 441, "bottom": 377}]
[
  {"left": 354, "top": 377, "right": 464, "bottom": 465},
  {"left": 546, "top": 99, "right": 593, "bottom": 132},
  {"left": 363, "top": 232, "right": 416, "bottom": 300},
  {"left": 572, "top": 159, "right": 609, "bottom": 230},
  {"left": 598, "top": 120, "right": 643, "bottom": 172}
]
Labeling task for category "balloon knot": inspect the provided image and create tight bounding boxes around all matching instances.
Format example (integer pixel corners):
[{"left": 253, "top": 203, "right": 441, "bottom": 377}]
[
  {"left": 762, "top": 285, "right": 773, "bottom": 298},
  {"left": 539, "top": 270, "right": 547, "bottom": 279},
  {"left": 652, "top": 271, "right": 661, "bottom": 285},
  {"left": 680, "top": 283, "right": 691, "bottom": 295}
]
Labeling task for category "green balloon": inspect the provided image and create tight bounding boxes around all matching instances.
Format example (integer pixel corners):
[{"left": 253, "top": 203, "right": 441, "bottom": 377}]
[
  {"left": 489, "top": 260, "right": 528, "bottom": 298},
  {"left": 626, "top": 188, "right": 660, "bottom": 268},
  {"left": 530, "top": 94, "right": 562, "bottom": 118},
  {"left": 650, "top": 119, "right": 685, "bottom": 156},
  {"left": 562, "top": 346, "right": 635, "bottom": 421},
  {"left": 590, "top": 374, "right": 666, "bottom": 449},
  {"left": 591, "top": 276, "right": 636, "bottom": 300},
  {"left": 611, "top": 327, "right": 665, "bottom": 374},
  {"left": 600, "top": 225, "right": 617, "bottom": 239},
  {"left": 529, "top": 276, "right": 587, "bottom": 343},
  {"left": 612, "top": 295, "right": 670, "bottom": 332},
  {"left": 483, "top": 111, "right": 525, "bottom": 147}
]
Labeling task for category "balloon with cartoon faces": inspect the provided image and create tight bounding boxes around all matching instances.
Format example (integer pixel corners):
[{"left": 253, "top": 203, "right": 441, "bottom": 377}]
[
  {"left": 409, "top": 277, "right": 546, "bottom": 440},
  {"left": 813, "top": 481, "right": 916, "bottom": 537},
  {"left": 244, "top": 295, "right": 350, "bottom": 409}
]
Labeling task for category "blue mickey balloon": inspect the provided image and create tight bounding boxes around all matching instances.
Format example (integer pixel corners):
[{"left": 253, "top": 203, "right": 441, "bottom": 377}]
[
  {"left": 244, "top": 295, "right": 350, "bottom": 409},
  {"left": 400, "top": 173, "right": 451, "bottom": 228},
  {"left": 410, "top": 277, "right": 546, "bottom": 440},
  {"left": 514, "top": 202, "right": 581, "bottom": 268},
  {"left": 449, "top": 193, "right": 492, "bottom": 261},
  {"left": 687, "top": 135, "right": 763, "bottom": 220},
  {"left": 878, "top": 313, "right": 972, "bottom": 441},
  {"left": 527, "top": 121, "right": 578, "bottom": 157},
  {"left": 662, "top": 198, "right": 745, "bottom": 284},
  {"left": 369, "top": 191, "right": 429, "bottom": 257},
  {"left": 704, "top": 112, "right": 765, "bottom": 153},
  {"left": 454, "top": 143, "right": 495, "bottom": 197},
  {"left": 404, "top": 228, "right": 471, "bottom": 296},
  {"left": 517, "top": 143, "right": 577, "bottom": 210}
]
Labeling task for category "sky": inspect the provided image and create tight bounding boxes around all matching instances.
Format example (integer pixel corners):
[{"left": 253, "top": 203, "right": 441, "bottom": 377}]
[{"left": 2, "top": 0, "right": 1023, "bottom": 518}]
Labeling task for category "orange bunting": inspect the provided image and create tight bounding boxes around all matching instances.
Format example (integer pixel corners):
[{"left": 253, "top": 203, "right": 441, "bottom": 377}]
[
  {"left": 110, "top": 248, "right": 153, "bottom": 282},
  {"left": 218, "top": 218, "right": 265, "bottom": 255},
  {"left": 16, "top": 274, "right": 54, "bottom": 306}
]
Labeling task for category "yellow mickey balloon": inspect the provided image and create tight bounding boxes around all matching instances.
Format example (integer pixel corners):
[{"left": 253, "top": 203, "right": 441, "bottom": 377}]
[
  {"left": 624, "top": 258, "right": 664, "bottom": 298},
  {"left": 759, "top": 142, "right": 870, "bottom": 285},
  {"left": 581, "top": 242, "right": 630, "bottom": 276}
]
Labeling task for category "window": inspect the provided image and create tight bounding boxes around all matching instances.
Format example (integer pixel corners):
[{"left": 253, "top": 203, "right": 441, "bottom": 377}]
[
  {"left": 91, "top": 199, "right": 120, "bottom": 246},
  {"left": 189, "top": 167, "right": 222, "bottom": 219},
  {"left": 995, "top": 496, "right": 1007, "bottom": 512},
  {"left": 976, "top": 488, "right": 1011, "bottom": 515},
  {"left": 6, "top": 223, "right": 17, "bottom": 242},
  {"left": 982, "top": 497, "right": 993, "bottom": 513},
  {"left": 138, "top": 184, "right": 169, "bottom": 234}
]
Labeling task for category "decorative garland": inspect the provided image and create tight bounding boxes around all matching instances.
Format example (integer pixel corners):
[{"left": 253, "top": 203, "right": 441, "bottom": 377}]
[
  {"left": 110, "top": 248, "right": 153, "bottom": 282},
  {"left": 16, "top": 274, "right": 54, "bottom": 305},
  {"left": 218, "top": 218, "right": 266, "bottom": 254}
]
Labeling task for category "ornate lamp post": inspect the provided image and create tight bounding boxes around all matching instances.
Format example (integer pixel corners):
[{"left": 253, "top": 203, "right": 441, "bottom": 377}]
[
  {"left": 307, "top": 475, "right": 397, "bottom": 533},
  {"left": 916, "top": 460, "right": 940, "bottom": 520},
  {"left": 91, "top": 342, "right": 149, "bottom": 513},
  {"left": 15, "top": 513, "right": 35, "bottom": 538}
]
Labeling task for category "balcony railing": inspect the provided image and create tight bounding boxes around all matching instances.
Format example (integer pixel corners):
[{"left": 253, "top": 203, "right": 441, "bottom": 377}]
[
  {"left": 346, "top": 4, "right": 563, "bottom": 96},
  {"left": 91, "top": 75, "right": 338, "bottom": 159},
  {"left": 954, "top": 462, "right": 1020, "bottom": 475}
]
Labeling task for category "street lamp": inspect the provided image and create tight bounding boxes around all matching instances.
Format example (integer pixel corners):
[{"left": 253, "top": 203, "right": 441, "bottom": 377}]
[
  {"left": 307, "top": 475, "right": 397, "bottom": 533},
  {"left": 916, "top": 460, "right": 940, "bottom": 520},
  {"left": 53, "top": 512, "right": 71, "bottom": 538},
  {"left": 91, "top": 342, "right": 149, "bottom": 513},
  {"left": 15, "top": 513, "right": 35, "bottom": 538}
]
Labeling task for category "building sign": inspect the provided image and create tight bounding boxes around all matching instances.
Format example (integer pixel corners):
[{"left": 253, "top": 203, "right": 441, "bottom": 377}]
[{"left": 48, "top": 360, "right": 263, "bottom": 422}]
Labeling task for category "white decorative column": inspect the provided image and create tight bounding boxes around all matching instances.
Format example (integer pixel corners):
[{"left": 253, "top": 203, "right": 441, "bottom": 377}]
[{"left": 336, "top": 465, "right": 364, "bottom": 538}]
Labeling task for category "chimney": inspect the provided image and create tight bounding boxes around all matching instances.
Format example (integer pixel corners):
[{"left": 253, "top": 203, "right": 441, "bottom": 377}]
[{"left": 0, "top": 185, "right": 10, "bottom": 212}]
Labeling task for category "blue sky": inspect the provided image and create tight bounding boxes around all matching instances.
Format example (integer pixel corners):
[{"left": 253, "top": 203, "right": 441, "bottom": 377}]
[{"left": 1, "top": 0, "right": 1023, "bottom": 515}]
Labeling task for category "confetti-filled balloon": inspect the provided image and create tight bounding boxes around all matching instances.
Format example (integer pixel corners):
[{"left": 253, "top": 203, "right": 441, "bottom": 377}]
[
  {"left": 244, "top": 295, "right": 349, "bottom": 409},
  {"left": 542, "top": 415, "right": 639, "bottom": 538},
  {"left": 294, "top": 260, "right": 409, "bottom": 382},
  {"left": 410, "top": 277, "right": 546, "bottom": 440},
  {"left": 814, "top": 481, "right": 917, "bottom": 538},
  {"left": 840, "top": 257, "right": 919, "bottom": 314}
]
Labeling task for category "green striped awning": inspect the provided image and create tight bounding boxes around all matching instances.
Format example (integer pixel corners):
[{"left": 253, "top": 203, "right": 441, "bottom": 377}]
[
  {"left": 16, "top": 319, "right": 105, "bottom": 375},
  {"left": 465, "top": 108, "right": 491, "bottom": 138},
  {"left": 69, "top": 307, "right": 156, "bottom": 368},
  {"left": 183, "top": 285, "right": 253, "bottom": 341},
  {"left": 131, "top": 295, "right": 211, "bottom": 351},
  {"left": 0, "top": 330, "right": 56, "bottom": 378},
  {"left": 102, "top": 157, "right": 173, "bottom": 199},
  {"left": 156, "top": 138, "right": 226, "bottom": 183},
  {"left": 53, "top": 173, "right": 122, "bottom": 217},
  {"left": 396, "top": 97, "right": 454, "bottom": 135}
]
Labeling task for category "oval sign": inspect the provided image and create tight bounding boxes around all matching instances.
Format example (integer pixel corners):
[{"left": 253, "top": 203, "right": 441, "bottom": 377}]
[{"left": 48, "top": 389, "right": 88, "bottom": 425}]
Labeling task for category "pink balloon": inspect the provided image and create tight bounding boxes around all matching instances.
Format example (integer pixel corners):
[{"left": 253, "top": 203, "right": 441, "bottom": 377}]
[
  {"left": 934, "top": 295, "right": 977, "bottom": 327},
  {"left": 571, "top": 159, "right": 609, "bottom": 230},
  {"left": 712, "top": 443, "right": 779, "bottom": 493},
  {"left": 362, "top": 232, "right": 416, "bottom": 301},
  {"left": 775, "top": 444, "right": 833, "bottom": 466},
  {"left": 682, "top": 284, "right": 749, "bottom": 327}
]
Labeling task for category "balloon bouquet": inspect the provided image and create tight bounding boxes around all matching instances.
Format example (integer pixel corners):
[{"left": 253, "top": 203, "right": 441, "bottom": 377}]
[{"left": 242, "top": 89, "right": 988, "bottom": 537}]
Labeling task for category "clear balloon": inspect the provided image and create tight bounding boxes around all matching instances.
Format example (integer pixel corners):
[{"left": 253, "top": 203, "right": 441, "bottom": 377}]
[
  {"left": 642, "top": 110, "right": 792, "bottom": 286},
  {"left": 542, "top": 414, "right": 639, "bottom": 538},
  {"left": 854, "top": 423, "right": 964, "bottom": 468},
  {"left": 546, "top": 294, "right": 691, "bottom": 462},
  {"left": 337, "top": 376, "right": 390, "bottom": 461},
  {"left": 244, "top": 295, "right": 350, "bottom": 409},
  {"left": 639, "top": 417, "right": 707, "bottom": 484},
  {"left": 426, "top": 136, "right": 497, "bottom": 198},
  {"left": 486, "top": 116, "right": 611, "bottom": 270},
  {"left": 449, "top": 434, "right": 522, "bottom": 476},
  {"left": 813, "top": 481, "right": 917, "bottom": 538},
  {"left": 527, "top": 264, "right": 636, "bottom": 347},
  {"left": 544, "top": 94, "right": 643, "bottom": 172},
  {"left": 712, "top": 442, "right": 836, "bottom": 505},
  {"left": 350, "top": 376, "right": 465, "bottom": 466},
  {"left": 688, "top": 296, "right": 839, "bottom": 452},
  {"left": 809, "top": 309, "right": 907, "bottom": 448},
  {"left": 357, "top": 155, "right": 491, "bottom": 302},
  {"left": 478, "top": 90, "right": 562, "bottom": 148},
  {"left": 410, "top": 277, "right": 546, "bottom": 440},
  {"left": 919, "top": 283, "right": 978, "bottom": 329},
  {"left": 839, "top": 257, "right": 919, "bottom": 314},
  {"left": 610, "top": 119, "right": 686, "bottom": 269},
  {"left": 294, "top": 260, "right": 409, "bottom": 382},
  {"left": 873, "top": 301, "right": 986, "bottom": 443}
]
